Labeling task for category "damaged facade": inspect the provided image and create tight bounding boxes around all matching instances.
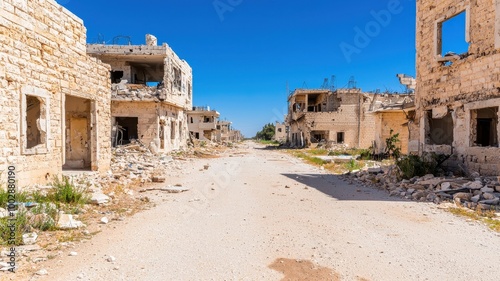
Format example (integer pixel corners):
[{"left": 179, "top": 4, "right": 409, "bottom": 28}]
[
  {"left": 416, "top": 0, "right": 500, "bottom": 175},
  {"left": 215, "top": 121, "right": 242, "bottom": 142},
  {"left": 286, "top": 88, "right": 414, "bottom": 154},
  {"left": 87, "top": 35, "right": 192, "bottom": 152},
  {"left": 274, "top": 122, "right": 288, "bottom": 142},
  {"left": 0, "top": 0, "right": 112, "bottom": 186},
  {"left": 187, "top": 106, "right": 220, "bottom": 141}
]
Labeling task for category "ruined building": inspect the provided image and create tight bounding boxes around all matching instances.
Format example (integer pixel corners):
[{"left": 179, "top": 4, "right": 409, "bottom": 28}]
[
  {"left": 416, "top": 0, "right": 500, "bottom": 175},
  {"left": 274, "top": 122, "right": 288, "bottom": 142},
  {"left": 0, "top": 0, "right": 112, "bottom": 186},
  {"left": 187, "top": 106, "right": 220, "bottom": 141},
  {"left": 286, "top": 88, "right": 414, "bottom": 154},
  {"left": 87, "top": 35, "right": 192, "bottom": 152}
]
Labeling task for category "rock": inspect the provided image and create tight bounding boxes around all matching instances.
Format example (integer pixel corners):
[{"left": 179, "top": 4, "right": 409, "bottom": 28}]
[
  {"left": 440, "top": 182, "right": 451, "bottom": 190},
  {"left": 90, "top": 193, "right": 110, "bottom": 205},
  {"left": 152, "top": 176, "right": 166, "bottom": 183},
  {"left": 407, "top": 188, "right": 416, "bottom": 194},
  {"left": 204, "top": 164, "right": 210, "bottom": 170},
  {"left": 481, "top": 187, "right": 495, "bottom": 193},
  {"left": 470, "top": 172, "right": 480, "bottom": 178},
  {"left": 495, "top": 186, "right": 500, "bottom": 192},
  {"left": 453, "top": 192, "right": 472, "bottom": 202},
  {"left": 471, "top": 195, "right": 481, "bottom": 203},
  {"left": 57, "top": 213, "right": 85, "bottom": 229},
  {"left": 468, "top": 181, "right": 483, "bottom": 190},
  {"left": 22, "top": 232, "right": 38, "bottom": 245},
  {"left": 106, "top": 255, "right": 116, "bottom": 262},
  {"left": 480, "top": 198, "right": 500, "bottom": 205},
  {"left": 100, "top": 217, "right": 109, "bottom": 224},
  {"left": 69, "top": 251, "right": 78, "bottom": 256},
  {"left": 482, "top": 193, "right": 497, "bottom": 200},
  {"left": 412, "top": 191, "right": 427, "bottom": 200},
  {"left": 422, "top": 174, "right": 435, "bottom": 180},
  {"left": 36, "top": 269, "right": 48, "bottom": 275}
]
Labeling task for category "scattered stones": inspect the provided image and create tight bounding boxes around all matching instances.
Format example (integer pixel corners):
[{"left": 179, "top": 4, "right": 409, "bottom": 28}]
[
  {"left": 152, "top": 176, "right": 166, "bottom": 183},
  {"left": 106, "top": 255, "right": 116, "bottom": 262},
  {"left": 204, "top": 164, "right": 210, "bottom": 170},
  {"left": 139, "top": 185, "right": 190, "bottom": 193},
  {"left": 100, "top": 217, "right": 109, "bottom": 224},
  {"left": 69, "top": 251, "right": 78, "bottom": 256},
  {"left": 346, "top": 167, "right": 500, "bottom": 211}
]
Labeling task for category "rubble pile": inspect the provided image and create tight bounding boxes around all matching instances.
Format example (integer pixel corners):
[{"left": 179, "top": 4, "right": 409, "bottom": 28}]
[{"left": 346, "top": 168, "right": 500, "bottom": 211}]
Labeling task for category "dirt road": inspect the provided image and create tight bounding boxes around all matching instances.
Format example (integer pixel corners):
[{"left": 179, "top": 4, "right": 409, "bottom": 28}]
[{"left": 33, "top": 142, "right": 499, "bottom": 280}]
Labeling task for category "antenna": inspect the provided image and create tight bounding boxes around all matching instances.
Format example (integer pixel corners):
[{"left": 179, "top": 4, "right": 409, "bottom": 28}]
[
  {"left": 302, "top": 81, "right": 308, "bottom": 89},
  {"left": 348, "top": 76, "right": 357, "bottom": 89},
  {"left": 330, "top": 75, "right": 336, "bottom": 90},
  {"left": 321, "top": 78, "right": 329, "bottom": 89}
]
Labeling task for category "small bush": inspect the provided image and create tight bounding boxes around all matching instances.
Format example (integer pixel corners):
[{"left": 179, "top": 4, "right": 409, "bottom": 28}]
[
  {"left": 48, "top": 176, "right": 89, "bottom": 205},
  {"left": 396, "top": 154, "right": 438, "bottom": 179},
  {"left": 344, "top": 159, "right": 363, "bottom": 172}
]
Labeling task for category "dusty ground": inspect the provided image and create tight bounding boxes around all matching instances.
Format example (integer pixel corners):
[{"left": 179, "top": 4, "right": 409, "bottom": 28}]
[{"left": 4, "top": 141, "right": 500, "bottom": 280}]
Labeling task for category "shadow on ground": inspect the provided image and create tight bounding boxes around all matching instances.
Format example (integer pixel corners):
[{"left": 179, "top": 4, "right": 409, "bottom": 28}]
[{"left": 281, "top": 173, "right": 405, "bottom": 202}]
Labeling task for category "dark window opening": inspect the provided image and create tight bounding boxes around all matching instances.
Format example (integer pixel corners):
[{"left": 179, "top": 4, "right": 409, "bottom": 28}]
[
  {"left": 190, "top": 117, "right": 193, "bottom": 124},
  {"left": 173, "top": 67, "right": 182, "bottom": 91},
  {"left": 114, "top": 117, "right": 138, "bottom": 145},
  {"left": 473, "top": 107, "right": 498, "bottom": 147},
  {"left": 427, "top": 111, "right": 454, "bottom": 145},
  {"left": 171, "top": 121, "right": 176, "bottom": 140},
  {"left": 195, "top": 132, "right": 200, "bottom": 139},
  {"left": 110, "top": 71, "right": 124, "bottom": 84},
  {"left": 337, "top": 132, "right": 345, "bottom": 144},
  {"left": 26, "top": 95, "right": 42, "bottom": 149},
  {"left": 278, "top": 128, "right": 282, "bottom": 133},
  {"left": 129, "top": 62, "right": 164, "bottom": 85}
]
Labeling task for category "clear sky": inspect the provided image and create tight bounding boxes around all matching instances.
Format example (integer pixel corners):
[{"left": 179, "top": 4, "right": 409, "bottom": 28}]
[{"left": 58, "top": 0, "right": 418, "bottom": 137}]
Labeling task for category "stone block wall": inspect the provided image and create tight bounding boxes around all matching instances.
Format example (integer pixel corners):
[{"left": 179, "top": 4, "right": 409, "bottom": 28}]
[
  {"left": 417, "top": 0, "right": 500, "bottom": 175},
  {"left": 0, "top": 0, "right": 111, "bottom": 186}
]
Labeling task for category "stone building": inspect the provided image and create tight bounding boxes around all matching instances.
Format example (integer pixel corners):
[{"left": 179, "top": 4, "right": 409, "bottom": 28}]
[
  {"left": 0, "top": 0, "right": 112, "bottom": 186},
  {"left": 216, "top": 121, "right": 232, "bottom": 142},
  {"left": 274, "top": 122, "right": 287, "bottom": 143},
  {"left": 416, "top": 0, "right": 500, "bottom": 175},
  {"left": 87, "top": 35, "right": 192, "bottom": 152},
  {"left": 187, "top": 106, "right": 220, "bottom": 141},
  {"left": 286, "top": 88, "right": 413, "bottom": 153}
]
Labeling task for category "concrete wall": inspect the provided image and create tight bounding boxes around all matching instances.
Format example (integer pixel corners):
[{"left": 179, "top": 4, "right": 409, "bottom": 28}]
[
  {"left": 416, "top": 0, "right": 500, "bottom": 175},
  {"left": 0, "top": 0, "right": 111, "bottom": 186},
  {"left": 187, "top": 111, "right": 218, "bottom": 141}
]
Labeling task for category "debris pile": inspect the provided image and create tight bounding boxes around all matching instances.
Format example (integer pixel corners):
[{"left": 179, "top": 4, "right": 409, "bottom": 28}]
[{"left": 346, "top": 168, "right": 500, "bottom": 211}]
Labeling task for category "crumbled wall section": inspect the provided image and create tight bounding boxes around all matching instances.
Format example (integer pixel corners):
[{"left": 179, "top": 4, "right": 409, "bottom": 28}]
[
  {"left": 0, "top": 0, "right": 111, "bottom": 186},
  {"left": 416, "top": 0, "right": 500, "bottom": 175}
]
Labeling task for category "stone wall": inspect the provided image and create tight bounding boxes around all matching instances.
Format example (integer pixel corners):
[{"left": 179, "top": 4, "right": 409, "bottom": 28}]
[
  {"left": 374, "top": 111, "right": 409, "bottom": 154},
  {"left": 0, "top": 0, "right": 111, "bottom": 186},
  {"left": 416, "top": 0, "right": 500, "bottom": 175},
  {"left": 112, "top": 101, "right": 188, "bottom": 152}
]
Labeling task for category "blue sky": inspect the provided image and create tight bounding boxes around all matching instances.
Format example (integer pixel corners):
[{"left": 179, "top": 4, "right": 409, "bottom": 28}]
[{"left": 58, "top": 0, "right": 418, "bottom": 137}]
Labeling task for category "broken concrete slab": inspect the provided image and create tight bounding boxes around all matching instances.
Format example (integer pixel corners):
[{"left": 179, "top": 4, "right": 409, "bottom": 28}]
[
  {"left": 57, "top": 213, "right": 85, "bottom": 229},
  {"left": 90, "top": 193, "right": 110, "bottom": 205}
]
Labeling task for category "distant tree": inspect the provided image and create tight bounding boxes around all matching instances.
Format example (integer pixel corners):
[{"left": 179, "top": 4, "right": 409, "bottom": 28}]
[{"left": 255, "top": 123, "right": 275, "bottom": 140}]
